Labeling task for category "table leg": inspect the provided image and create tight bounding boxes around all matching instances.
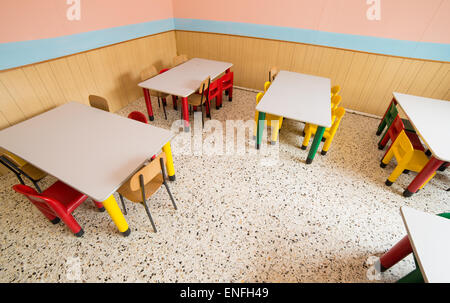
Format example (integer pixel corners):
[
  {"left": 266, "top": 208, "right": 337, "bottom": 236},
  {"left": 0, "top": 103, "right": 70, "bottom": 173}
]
[
  {"left": 143, "top": 88, "right": 154, "bottom": 121},
  {"left": 162, "top": 141, "right": 176, "bottom": 181},
  {"left": 403, "top": 157, "right": 443, "bottom": 197},
  {"left": 256, "top": 112, "right": 266, "bottom": 150},
  {"left": 172, "top": 95, "right": 178, "bottom": 110},
  {"left": 181, "top": 97, "right": 190, "bottom": 132},
  {"left": 224, "top": 68, "right": 230, "bottom": 97},
  {"left": 102, "top": 195, "right": 130, "bottom": 236},
  {"left": 379, "top": 235, "right": 412, "bottom": 271},
  {"left": 306, "top": 126, "right": 325, "bottom": 164}
]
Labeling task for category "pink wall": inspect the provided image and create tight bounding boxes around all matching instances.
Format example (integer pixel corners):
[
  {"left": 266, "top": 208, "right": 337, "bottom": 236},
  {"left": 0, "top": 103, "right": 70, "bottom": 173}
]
[
  {"left": 0, "top": 0, "right": 174, "bottom": 43},
  {"left": 172, "top": 0, "right": 450, "bottom": 44}
]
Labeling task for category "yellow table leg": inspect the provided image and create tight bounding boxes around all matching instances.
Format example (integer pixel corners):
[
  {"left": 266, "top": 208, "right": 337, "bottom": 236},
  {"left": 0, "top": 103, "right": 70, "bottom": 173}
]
[
  {"left": 162, "top": 141, "right": 176, "bottom": 181},
  {"left": 102, "top": 195, "right": 130, "bottom": 236}
]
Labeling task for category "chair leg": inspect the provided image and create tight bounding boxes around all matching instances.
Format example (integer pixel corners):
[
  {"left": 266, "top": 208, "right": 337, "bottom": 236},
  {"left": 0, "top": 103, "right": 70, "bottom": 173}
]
[
  {"left": 59, "top": 212, "right": 84, "bottom": 237},
  {"left": 118, "top": 194, "right": 127, "bottom": 215},
  {"left": 142, "top": 200, "right": 157, "bottom": 233},
  {"left": 157, "top": 97, "right": 160, "bottom": 108},
  {"left": 31, "top": 180, "right": 42, "bottom": 193},
  {"left": 163, "top": 180, "right": 177, "bottom": 210},
  {"left": 93, "top": 200, "right": 105, "bottom": 212},
  {"left": 162, "top": 101, "right": 167, "bottom": 120}
]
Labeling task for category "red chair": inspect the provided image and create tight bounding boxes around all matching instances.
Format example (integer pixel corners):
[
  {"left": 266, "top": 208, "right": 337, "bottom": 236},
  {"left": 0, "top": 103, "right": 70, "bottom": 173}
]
[
  {"left": 13, "top": 182, "right": 104, "bottom": 237},
  {"left": 219, "top": 72, "right": 234, "bottom": 107},
  {"left": 208, "top": 79, "right": 222, "bottom": 110},
  {"left": 379, "top": 115, "right": 424, "bottom": 152},
  {"left": 128, "top": 111, "right": 148, "bottom": 124}
]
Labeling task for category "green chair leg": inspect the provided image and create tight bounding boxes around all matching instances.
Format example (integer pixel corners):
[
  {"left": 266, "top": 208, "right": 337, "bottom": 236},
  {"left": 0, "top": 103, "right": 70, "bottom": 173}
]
[
  {"left": 397, "top": 268, "right": 424, "bottom": 283},
  {"left": 256, "top": 111, "right": 266, "bottom": 149},
  {"left": 306, "top": 126, "right": 325, "bottom": 164}
]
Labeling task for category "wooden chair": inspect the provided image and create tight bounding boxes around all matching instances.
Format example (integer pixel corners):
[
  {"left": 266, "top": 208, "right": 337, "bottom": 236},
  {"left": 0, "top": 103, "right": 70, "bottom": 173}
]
[
  {"left": 269, "top": 66, "right": 279, "bottom": 82},
  {"left": 172, "top": 54, "right": 188, "bottom": 67},
  {"left": 140, "top": 66, "right": 170, "bottom": 120},
  {"left": 0, "top": 151, "right": 47, "bottom": 193},
  {"left": 186, "top": 77, "right": 211, "bottom": 128},
  {"left": 89, "top": 95, "right": 110, "bottom": 112},
  {"left": 117, "top": 152, "right": 177, "bottom": 233}
]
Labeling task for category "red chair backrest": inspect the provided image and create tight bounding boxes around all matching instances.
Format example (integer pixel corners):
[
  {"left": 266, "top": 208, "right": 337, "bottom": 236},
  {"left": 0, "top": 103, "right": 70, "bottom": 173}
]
[
  {"left": 388, "top": 115, "right": 405, "bottom": 141},
  {"left": 221, "top": 72, "right": 233, "bottom": 87},
  {"left": 208, "top": 79, "right": 220, "bottom": 99},
  {"left": 128, "top": 111, "right": 148, "bottom": 124},
  {"left": 159, "top": 68, "right": 170, "bottom": 74},
  {"left": 12, "top": 184, "right": 65, "bottom": 218}
]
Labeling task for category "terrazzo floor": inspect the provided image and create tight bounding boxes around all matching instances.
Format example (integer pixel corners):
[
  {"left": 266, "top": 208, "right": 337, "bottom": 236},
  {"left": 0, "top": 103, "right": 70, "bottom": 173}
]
[{"left": 0, "top": 88, "right": 448, "bottom": 283}]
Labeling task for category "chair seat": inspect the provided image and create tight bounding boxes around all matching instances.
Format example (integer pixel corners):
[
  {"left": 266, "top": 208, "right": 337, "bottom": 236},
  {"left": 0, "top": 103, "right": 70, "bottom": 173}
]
[
  {"left": 117, "top": 174, "right": 164, "bottom": 203},
  {"left": 42, "top": 181, "right": 88, "bottom": 213},
  {"left": 187, "top": 94, "right": 206, "bottom": 106},
  {"left": 405, "top": 131, "right": 424, "bottom": 151},
  {"left": 405, "top": 150, "right": 433, "bottom": 172},
  {"left": 21, "top": 163, "right": 47, "bottom": 181}
]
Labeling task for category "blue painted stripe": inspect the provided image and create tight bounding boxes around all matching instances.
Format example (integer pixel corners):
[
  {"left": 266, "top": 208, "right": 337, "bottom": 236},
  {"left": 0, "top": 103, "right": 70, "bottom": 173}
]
[
  {"left": 1, "top": 17, "right": 448, "bottom": 70},
  {"left": 174, "top": 18, "right": 450, "bottom": 62},
  {"left": 0, "top": 18, "right": 175, "bottom": 70}
]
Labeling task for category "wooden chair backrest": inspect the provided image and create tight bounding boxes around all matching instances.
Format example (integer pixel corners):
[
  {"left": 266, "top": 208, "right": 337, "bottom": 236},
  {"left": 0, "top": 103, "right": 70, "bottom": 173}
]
[
  {"left": 89, "top": 95, "right": 110, "bottom": 112},
  {"left": 129, "top": 153, "right": 167, "bottom": 191},
  {"left": 140, "top": 65, "right": 158, "bottom": 81}
]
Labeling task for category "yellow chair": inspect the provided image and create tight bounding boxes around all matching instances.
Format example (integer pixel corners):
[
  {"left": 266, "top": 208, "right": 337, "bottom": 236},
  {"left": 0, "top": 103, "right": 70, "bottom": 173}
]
[
  {"left": 117, "top": 152, "right": 177, "bottom": 233},
  {"left": 264, "top": 81, "right": 271, "bottom": 92},
  {"left": 331, "top": 85, "right": 341, "bottom": 98},
  {"left": 269, "top": 66, "right": 279, "bottom": 82},
  {"left": 0, "top": 151, "right": 47, "bottom": 192},
  {"left": 253, "top": 91, "right": 284, "bottom": 144},
  {"left": 381, "top": 130, "right": 435, "bottom": 188},
  {"left": 331, "top": 95, "right": 342, "bottom": 111},
  {"left": 302, "top": 107, "right": 346, "bottom": 155},
  {"left": 172, "top": 54, "right": 188, "bottom": 67},
  {"left": 89, "top": 95, "right": 110, "bottom": 112}
]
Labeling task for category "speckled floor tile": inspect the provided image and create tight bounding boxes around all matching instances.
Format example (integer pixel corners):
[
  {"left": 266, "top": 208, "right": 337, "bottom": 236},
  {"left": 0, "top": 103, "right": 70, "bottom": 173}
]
[{"left": 0, "top": 88, "right": 448, "bottom": 283}]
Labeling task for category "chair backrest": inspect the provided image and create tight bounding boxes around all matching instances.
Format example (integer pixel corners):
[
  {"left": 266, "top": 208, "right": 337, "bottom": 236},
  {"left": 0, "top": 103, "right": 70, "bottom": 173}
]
[
  {"left": 269, "top": 67, "right": 279, "bottom": 82},
  {"left": 198, "top": 77, "right": 211, "bottom": 94},
  {"left": 221, "top": 72, "right": 233, "bottom": 85},
  {"left": 328, "top": 107, "right": 346, "bottom": 135},
  {"left": 391, "top": 130, "right": 414, "bottom": 162},
  {"left": 159, "top": 68, "right": 170, "bottom": 74},
  {"left": 256, "top": 92, "right": 264, "bottom": 105},
  {"left": 331, "top": 85, "right": 341, "bottom": 96},
  {"left": 387, "top": 115, "right": 405, "bottom": 141},
  {"left": 128, "top": 111, "right": 148, "bottom": 124},
  {"left": 331, "top": 95, "right": 342, "bottom": 110},
  {"left": 89, "top": 95, "right": 110, "bottom": 112},
  {"left": 208, "top": 79, "right": 220, "bottom": 98},
  {"left": 172, "top": 54, "right": 188, "bottom": 67},
  {"left": 129, "top": 152, "right": 167, "bottom": 192},
  {"left": 140, "top": 65, "right": 158, "bottom": 81},
  {"left": 385, "top": 102, "right": 399, "bottom": 126},
  {"left": 12, "top": 184, "right": 63, "bottom": 217},
  {"left": 264, "top": 81, "right": 271, "bottom": 92}
]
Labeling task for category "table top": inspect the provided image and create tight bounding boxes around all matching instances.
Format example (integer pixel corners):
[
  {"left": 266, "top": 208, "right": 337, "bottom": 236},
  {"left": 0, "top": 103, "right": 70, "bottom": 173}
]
[
  {"left": 400, "top": 206, "right": 450, "bottom": 283},
  {"left": 393, "top": 92, "right": 450, "bottom": 162},
  {"left": 138, "top": 58, "right": 233, "bottom": 98},
  {"left": 256, "top": 71, "right": 332, "bottom": 128},
  {"left": 0, "top": 102, "right": 174, "bottom": 202}
]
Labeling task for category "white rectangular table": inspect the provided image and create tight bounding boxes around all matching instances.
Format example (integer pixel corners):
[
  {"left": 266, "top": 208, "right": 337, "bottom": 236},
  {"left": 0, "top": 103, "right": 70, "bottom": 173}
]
[
  {"left": 255, "top": 70, "right": 331, "bottom": 163},
  {"left": 392, "top": 93, "right": 450, "bottom": 197},
  {"left": 138, "top": 58, "right": 233, "bottom": 131},
  {"left": 400, "top": 206, "right": 450, "bottom": 283},
  {"left": 0, "top": 102, "right": 176, "bottom": 236}
]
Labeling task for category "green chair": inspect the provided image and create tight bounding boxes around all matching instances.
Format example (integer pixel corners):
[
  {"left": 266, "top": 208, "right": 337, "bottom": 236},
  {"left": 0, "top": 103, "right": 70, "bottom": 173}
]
[{"left": 377, "top": 102, "right": 415, "bottom": 138}]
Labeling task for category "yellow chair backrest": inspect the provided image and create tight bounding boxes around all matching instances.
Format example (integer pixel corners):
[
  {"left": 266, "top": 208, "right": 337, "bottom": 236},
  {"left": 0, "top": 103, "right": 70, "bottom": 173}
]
[
  {"left": 331, "top": 95, "right": 342, "bottom": 110},
  {"left": 172, "top": 54, "right": 188, "bottom": 67},
  {"left": 89, "top": 95, "right": 110, "bottom": 112},
  {"left": 391, "top": 130, "right": 414, "bottom": 164},
  {"left": 256, "top": 92, "right": 264, "bottom": 104},
  {"left": 140, "top": 65, "right": 158, "bottom": 81},
  {"left": 264, "top": 81, "right": 271, "bottom": 92},
  {"left": 328, "top": 107, "right": 345, "bottom": 135},
  {"left": 269, "top": 67, "right": 279, "bottom": 82},
  {"left": 129, "top": 153, "right": 167, "bottom": 191},
  {"left": 331, "top": 85, "right": 341, "bottom": 97}
]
